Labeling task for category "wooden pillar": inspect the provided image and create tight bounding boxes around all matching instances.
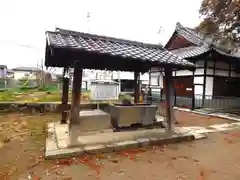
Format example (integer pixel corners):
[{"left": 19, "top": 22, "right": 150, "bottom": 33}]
[
  {"left": 202, "top": 58, "right": 207, "bottom": 107},
  {"left": 134, "top": 72, "right": 140, "bottom": 103},
  {"left": 191, "top": 70, "right": 195, "bottom": 110},
  {"left": 61, "top": 68, "right": 70, "bottom": 124},
  {"left": 70, "top": 62, "right": 83, "bottom": 124},
  {"left": 164, "top": 67, "right": 174, "bottom": 133},
  {"left": 148, "top": 69, "right": 152, "bottom": 104}
]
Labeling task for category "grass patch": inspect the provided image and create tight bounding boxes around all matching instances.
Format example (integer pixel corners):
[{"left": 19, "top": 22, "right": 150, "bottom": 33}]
[{"left": 25, "top": 117, "right": 46, "bottom": 147}]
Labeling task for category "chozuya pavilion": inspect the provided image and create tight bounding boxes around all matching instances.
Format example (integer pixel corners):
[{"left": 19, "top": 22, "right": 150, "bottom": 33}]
[{"left": 44, "top": 28, "right": 196, "bottom": 158}]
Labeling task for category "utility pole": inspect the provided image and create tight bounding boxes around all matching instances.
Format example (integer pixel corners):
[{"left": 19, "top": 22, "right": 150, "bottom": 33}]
[{"left": 87, "top": 12, "right": 90, "bottom": 33}]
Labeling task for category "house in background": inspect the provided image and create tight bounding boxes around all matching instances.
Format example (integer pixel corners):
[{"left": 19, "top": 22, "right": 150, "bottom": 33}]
[
  {"left": 69, "top": 69, "right": 149, "bottom": 93},
  {"left": 0, "top": 65, "right": 7, "bottom": 78},
  {"left": 151, "top": 22, "right": 240, "bottom": 109},
  {"left": 6, "top": 69, "right": 14, "bottom": 78},
  {"left": 12, "top": 67, "right": 43, "bottom": 80}
]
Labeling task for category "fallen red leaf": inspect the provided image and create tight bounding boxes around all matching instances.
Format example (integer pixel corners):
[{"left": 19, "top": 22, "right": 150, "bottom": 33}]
[
  {"left": 33, "top": 176, "right": 40, "bottom": 180},
  {"left": 79, "top": 154, "right": 91, "bottom": 163},
  {"left": 228, "top": 132, "right": 240, "bottom": 137},
  {"left": 224, "top": 137, "right": 234, "bottom": 144},
  {"left": 57, "top": 159, "right": 73, "bottom": 166},
  {"left": 62, "top": 176, "right": 72, "bottom": 180},
  {"left": 199, "top": 170, "right": 205, "bottom": 180}
]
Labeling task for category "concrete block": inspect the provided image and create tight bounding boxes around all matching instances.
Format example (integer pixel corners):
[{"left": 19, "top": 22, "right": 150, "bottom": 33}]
[
  {"left": 45, "top": 147, "right": 84, "bottom": 160},
  {"left": 57, "top": 139, "right": 68, "bottom": 149},
  {"left": 48, "top": 122, "right": 55, "bottom": 129},
  {"left": 150, "top": 133, "right": 195, "bottom": 146},
  {"left": 192, "top": 133, "right": 207, "bottom": 140},
  {"left": 136, "top": 138, "right": 150, "bottom": 147},
  {"left": 46, "top": 138, "right": 58, "bottom": 151},
  {"left": 55, "top": 124, "right": 69, "bottom": 140},
  {"left": 84, "top": 144, "right": 112, "bottom": 154},
  {"left": 149, "top": 137, "right": 159, "bottom": 145},
  {"left": 78, "top": 109, "right": 111, "bottom": 132},
  {"left": 105, "top": 144, "right": 118, "bottom": 152},
  {"left": 113, "top": 140, "right": 139, "bottom": 151}
]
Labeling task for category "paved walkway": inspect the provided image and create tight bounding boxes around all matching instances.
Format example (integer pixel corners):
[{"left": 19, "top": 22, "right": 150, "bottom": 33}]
[
  {"left": 176, "top": 121, "right": 240, "bottom": 137},
  {"left": 174, "top": 107, "right": 240, "bottom": 122}
]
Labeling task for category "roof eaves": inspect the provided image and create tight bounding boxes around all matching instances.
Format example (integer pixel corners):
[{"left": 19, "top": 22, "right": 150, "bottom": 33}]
[
  {"left": 54, "top": 28, "right": 165, "bottom": 50},
  {"left": 46, "top": 29, "right": 196, "bottom": 71}
]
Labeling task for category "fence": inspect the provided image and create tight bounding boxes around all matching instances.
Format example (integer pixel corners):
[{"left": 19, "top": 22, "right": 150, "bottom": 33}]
[
  {"left": 0, "top": 78, "right": 62, "bottom": 90},
  {"left": 195, "top": 94, "right": 240, "bottom": 109},
  {"left": 0, "top": 79, "right": 18, "bottom": 89},
  {"left": 150, "top": 89, "right": 240, "bottom": 110}
]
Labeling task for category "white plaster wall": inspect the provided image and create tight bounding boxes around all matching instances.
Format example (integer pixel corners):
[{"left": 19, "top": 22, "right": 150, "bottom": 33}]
[
  {"left": 195, "top": 85, "right": 203, "bottom": 95},
  {"left": 215, "top": 69, "right": 229, "bottom": 77},
  {"left": 206, "top": 68, "right": 214, "bottom": 75},
  {"left": 176, "top": 70, "right": 192, "bottom": 76},
  {"left": 150, "top": 76, "right": 158, "bottom": 86},
  {"left": 171, "top": 59, "right": 204, "bottom": 77},
  {"left": 111, "top": 71, "right": 149, "bottom": 81},
  {"left": 150, "top": 72, "right": 160, "bottom": 77},
  {"left": 13, "top": 71, "right": 37, "bottom": 80},
  {"left": 150, "top": 72, "right": 163, "bottom": 88},
  {"left": 205, "top": 77, "right": 213, "bottom": 96},
  {"left": 194, "top": 76, "right": 204, "bottom": 84},
  {"left": 195, "top": 68, "right": 204, "bottom": 75},
  {"left": 140, "top": 73, "right": 149, "bottom": 81}
]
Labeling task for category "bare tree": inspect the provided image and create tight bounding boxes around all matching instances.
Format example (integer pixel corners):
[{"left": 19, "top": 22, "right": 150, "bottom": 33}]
[{"left": 37, "top": 59, "right": 55, "bottom": 86}]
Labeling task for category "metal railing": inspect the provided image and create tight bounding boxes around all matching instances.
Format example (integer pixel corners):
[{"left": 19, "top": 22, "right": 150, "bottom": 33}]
[
  {"left": 201, "top": 95, "right": 240, "bottom": 109},
  {"left": 150, "top": 91, "right": 240, "bottom": 110}
]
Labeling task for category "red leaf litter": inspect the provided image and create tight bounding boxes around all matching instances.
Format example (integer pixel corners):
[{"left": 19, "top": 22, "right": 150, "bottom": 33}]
[
  {"left": 228, "top": 132, "right": 240, "bottom": 137},
  {"left": 116, "top": 148, "right": 148, "bottom": 161},
  {"left": 199, "top": 170, "right": 205, "bottom": 180}
]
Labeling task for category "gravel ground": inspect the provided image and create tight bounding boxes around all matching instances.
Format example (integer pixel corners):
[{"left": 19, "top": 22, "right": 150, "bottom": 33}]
[
  {"left": 0, "top": 111, "right": 239, "bottom": 180},
  {"left": 174, "top": 110, "right": 234, "bottom": 127},
  {"left": 19, "top": 129, "right": 240, "bottom": 180}
]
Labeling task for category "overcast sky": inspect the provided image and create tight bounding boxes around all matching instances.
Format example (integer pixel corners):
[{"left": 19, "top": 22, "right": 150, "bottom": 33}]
[{"left": 0, "top": 0, "right": 202, "bottom": 69}]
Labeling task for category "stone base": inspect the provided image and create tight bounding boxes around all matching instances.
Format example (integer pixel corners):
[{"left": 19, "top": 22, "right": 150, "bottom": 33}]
[
  {"left": 76, "top": 109, "right": 111, "bottom": 132},
  {"left": 45, "top": 122, "right": 203, "bottom": 160}
]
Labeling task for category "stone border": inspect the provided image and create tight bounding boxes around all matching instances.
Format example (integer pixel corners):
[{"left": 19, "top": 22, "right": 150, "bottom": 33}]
[
  {"left": 45, "top": 131, "right": 197, "bottom": 160},
  {"left": 174, "top": 107, "right": 240, "bottom": 122},
  {"left": 0, "top": 102, "right": 109, "bottom": 113}
]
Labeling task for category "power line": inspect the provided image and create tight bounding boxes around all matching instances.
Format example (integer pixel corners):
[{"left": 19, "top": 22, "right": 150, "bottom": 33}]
[{"left": 0, "top": 40, "right": 43, "bottom": 50}]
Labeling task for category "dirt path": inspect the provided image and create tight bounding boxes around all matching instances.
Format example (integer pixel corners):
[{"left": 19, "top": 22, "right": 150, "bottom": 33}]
[
  {"left": 0, "top": 111, "right": 238, "bottom": 179},
  {"left": 175, "top": 110, "right": 234, "bottom": 127},
  {"left": 19, "top": 129, "right": 240, "bottom": 180}
]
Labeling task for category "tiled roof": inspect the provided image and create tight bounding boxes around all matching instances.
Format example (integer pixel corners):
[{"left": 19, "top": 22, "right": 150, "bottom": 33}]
[
  {"left": 45, "top": 28, "right": 195, "bottom": 71},
  {"left": 0, "top": 65, "right": 7, "bottom": 69},
  {"left": 170, "top": 23, "right": 240, "bottom": 60},
  {"left": 175, "top": 23, "right": 205, "bottom": 46},
  {"left": 171, "top": 45, "right": 240, "bottom": 60},
  {"left": 171, "top": 46, "right": 209, "bottom": 59}
]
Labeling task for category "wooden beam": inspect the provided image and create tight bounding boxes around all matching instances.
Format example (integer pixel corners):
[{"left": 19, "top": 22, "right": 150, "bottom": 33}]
[
  {"left": 61, "top": 68, "right": 70, "bottom": 124},
  {"left": 134, "top": 72, "right": 140, "bottom": 103},
  {"left": 164, "top": 67, "right": 174, "bottom": 132},
  {"left": 70, "top": 62, "right": 83, "bottom": 124}
]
